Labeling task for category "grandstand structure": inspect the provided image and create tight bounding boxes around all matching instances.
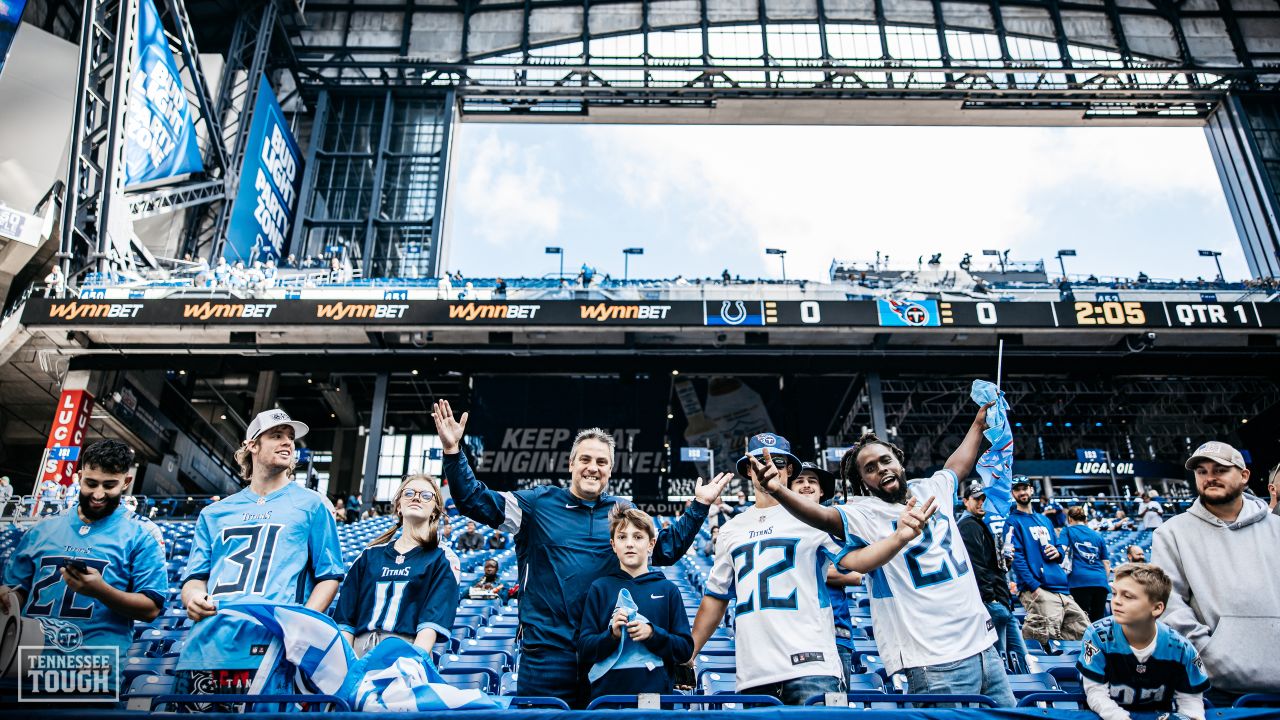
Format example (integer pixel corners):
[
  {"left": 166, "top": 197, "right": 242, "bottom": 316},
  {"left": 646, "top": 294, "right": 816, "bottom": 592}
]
[{"left": 0, "top": 0, "right": 1278, "bottom": 511}]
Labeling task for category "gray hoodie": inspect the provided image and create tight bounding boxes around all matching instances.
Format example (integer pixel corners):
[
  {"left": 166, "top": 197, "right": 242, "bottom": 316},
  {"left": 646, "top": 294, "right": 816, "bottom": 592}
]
[{"left": 1151, "top": 492, "right": 1280, "bottom": 694}]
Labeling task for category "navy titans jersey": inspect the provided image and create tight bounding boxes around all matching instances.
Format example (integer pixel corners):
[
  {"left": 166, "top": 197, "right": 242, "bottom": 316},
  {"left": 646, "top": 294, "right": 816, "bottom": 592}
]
[
  {"left": 333, "top": 541, "right": 459, "bottom": 640},
  {"left": 3, "top": 505, "right": 168, "bottom": 654},
  {"left": 1078, "top": 618, "right": 1210, "bottom": 712}
]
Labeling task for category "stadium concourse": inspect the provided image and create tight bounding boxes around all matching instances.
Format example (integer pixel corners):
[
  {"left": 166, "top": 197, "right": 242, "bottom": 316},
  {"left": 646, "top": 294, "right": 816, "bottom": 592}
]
[{"left": 0, "top": 504, "right": 1175, "bottom": 711}]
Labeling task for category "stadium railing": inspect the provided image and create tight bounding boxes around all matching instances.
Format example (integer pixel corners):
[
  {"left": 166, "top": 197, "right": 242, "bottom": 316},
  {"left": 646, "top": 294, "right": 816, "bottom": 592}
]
[
  {"left": 1235, "top": 694, "right": 1280, "bottom": 708},
  {"left": 1014, "top": 692, "right": 1088, "bottom": 709},
  {"left": 804, "top": 693, "right": 1000, "bottom": 708},
  {"left": 585, "top": 694, "right": 784, "bottom": 710},
  {"left": 142, "top": 693, "right": 350, "bottom": 711}
]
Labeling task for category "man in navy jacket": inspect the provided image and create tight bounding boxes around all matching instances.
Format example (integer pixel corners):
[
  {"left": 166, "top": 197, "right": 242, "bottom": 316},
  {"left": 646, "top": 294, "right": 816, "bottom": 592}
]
[
  {"left": 1006, "top": 479, "right": 1089, "bottom": 643},
  {"left": 433, "top": 400, "right": 730, "bottom": 706}
]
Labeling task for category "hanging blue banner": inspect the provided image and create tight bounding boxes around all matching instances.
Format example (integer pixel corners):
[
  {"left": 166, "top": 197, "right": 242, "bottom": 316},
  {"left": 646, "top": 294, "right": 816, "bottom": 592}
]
[
  {"left": 123, "top": 0, "right": 203, "bottom": 185},
  {"left": 223, "top": 74, "right": 302, "bottom": 263},
  {"left": 0, "top": 0, "right": 27, "bottom": 79}
]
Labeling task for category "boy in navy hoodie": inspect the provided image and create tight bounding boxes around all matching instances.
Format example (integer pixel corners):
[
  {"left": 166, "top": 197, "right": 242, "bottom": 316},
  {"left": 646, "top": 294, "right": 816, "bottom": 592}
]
[{"left": 578, "top": 507, "right": 694, "bottom": 701}]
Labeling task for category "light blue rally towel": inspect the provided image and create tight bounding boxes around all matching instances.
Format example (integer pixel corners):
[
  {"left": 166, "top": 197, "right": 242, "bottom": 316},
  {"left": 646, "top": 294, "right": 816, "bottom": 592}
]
[
  {"left": 588, "top": 588, "right": 663, "bottom": 683},
  {"left": 971, "top": 379, "right": 1014, "bottom": 548}
]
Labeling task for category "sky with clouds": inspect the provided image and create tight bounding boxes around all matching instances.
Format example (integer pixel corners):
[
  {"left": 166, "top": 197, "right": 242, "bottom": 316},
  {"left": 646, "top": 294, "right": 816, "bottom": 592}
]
[{"left": 442, "top": 123, "right": 1249, "bottom": 283}]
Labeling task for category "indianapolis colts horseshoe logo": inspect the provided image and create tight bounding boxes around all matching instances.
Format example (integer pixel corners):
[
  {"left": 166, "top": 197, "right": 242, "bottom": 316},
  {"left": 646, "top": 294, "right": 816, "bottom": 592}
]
[{"left": 719, "top": 301, "right": 748, "bottom": 325}]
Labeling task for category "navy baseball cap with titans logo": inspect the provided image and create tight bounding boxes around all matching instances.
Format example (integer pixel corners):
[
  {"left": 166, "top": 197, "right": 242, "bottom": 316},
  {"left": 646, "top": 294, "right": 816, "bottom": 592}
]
[{"left": 737, "top": 433, "right": 801, "bottom": 477}]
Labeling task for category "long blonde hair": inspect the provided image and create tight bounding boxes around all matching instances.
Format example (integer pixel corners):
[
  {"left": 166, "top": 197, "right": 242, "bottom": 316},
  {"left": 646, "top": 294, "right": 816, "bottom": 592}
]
[{"left": 369, "top": 474, "right": 445, "bottom": 550}]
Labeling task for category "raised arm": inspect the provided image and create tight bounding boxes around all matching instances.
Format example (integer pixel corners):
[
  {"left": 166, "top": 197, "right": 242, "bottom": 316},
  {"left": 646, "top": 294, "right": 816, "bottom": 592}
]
[
  {"left": 652, "top": 473, "right": 732, "bottom": 565},
  {"left": 943, "top": 401, "right": 995, "bottom": 481},
  {"left": 433, "top": 400, "right": 514, "bottom": 530},
  {"left": 755, "top": 454, "right": 845, "bottom": 539}
]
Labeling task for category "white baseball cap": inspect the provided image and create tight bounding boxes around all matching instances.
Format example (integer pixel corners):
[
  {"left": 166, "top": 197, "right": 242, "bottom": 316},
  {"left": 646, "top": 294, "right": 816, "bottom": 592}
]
[{"left": 245, "top": 409, "right": 309, "bottom": 442}]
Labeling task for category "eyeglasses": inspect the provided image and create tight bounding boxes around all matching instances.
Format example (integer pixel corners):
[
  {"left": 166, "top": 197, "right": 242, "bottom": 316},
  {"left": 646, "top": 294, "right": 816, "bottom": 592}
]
[
  {"left": 402, "top": 489, "right": 436, "bottom": 502},
  {"left": 769, "top": 457, "right": 789, "bottom": 469}
]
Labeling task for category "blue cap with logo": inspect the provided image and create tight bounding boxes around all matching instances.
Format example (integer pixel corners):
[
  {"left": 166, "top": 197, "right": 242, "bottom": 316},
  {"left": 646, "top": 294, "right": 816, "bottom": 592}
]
[{"left": 737, "top": 432, "right": 801, "bottom": 478}]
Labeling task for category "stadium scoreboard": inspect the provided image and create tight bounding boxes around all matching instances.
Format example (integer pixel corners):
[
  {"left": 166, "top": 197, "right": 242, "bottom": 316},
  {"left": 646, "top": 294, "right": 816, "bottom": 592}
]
[{"left": 22, "top": 297, "right": 1280, "bottom": 330}]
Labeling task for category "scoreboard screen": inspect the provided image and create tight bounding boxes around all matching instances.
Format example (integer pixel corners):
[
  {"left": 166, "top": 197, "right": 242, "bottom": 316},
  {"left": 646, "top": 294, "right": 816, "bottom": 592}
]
[{"left": 22, "top": 297, "right": 1280, "bottom": 330}]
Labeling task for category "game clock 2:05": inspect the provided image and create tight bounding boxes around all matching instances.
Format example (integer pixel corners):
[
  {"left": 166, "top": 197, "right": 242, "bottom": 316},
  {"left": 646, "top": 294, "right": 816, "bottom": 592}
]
[{"left": 1073, "top": 301, "right": 1146, "bottom": 326}]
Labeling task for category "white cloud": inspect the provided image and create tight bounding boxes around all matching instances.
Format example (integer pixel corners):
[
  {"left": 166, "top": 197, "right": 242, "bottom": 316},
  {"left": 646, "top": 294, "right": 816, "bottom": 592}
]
[
  {"left": 585, "top": 124, "right": 1238, "bottom": 280},
  {"left": 448, "top": 126, "right": 563, "bottom": 249}
]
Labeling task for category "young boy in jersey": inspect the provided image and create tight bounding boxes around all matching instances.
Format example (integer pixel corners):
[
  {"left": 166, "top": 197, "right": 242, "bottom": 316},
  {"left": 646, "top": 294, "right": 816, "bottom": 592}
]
[
  {"left": 2, "top": 440, "right": 167, "bottom": 694},
  {"left": 578, "top": 506, "right": 693, "bottom": 701},
  {"left": 761, "top": 403, "right": 1018, "bottom": 708},
  {"left": 690, "top": 434, "right": 936, "bottom": 704},
  {"left": 1078, "top": 564, "right": 1209, "bottom": 720},
  {"left": 177, "top": 409, "right": 344, "bottom": 703},
  {"left": 335, "top": 474, "right": 458, "bottom": 657}
]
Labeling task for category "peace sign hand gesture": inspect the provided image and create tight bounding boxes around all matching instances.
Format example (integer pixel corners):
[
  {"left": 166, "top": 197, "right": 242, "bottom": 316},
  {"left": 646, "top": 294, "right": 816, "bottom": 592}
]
[{"left": 893, "top": 496, "right": 939, "bottom": 544}]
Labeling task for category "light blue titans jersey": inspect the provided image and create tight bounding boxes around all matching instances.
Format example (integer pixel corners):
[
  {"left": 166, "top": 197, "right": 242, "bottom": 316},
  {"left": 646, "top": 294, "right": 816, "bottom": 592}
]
[
  {"left": 177, "top": 483, "right": 344, "bottom": 670},
  {"left": 3, "top": 505, "right": 168, "bottom": 654}
]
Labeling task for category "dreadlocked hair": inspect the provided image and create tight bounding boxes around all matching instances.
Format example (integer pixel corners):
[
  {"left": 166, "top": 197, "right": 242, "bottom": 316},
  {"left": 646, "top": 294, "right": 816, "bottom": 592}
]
[{"left": 840, "top": 433, "right": 907, "bottom": 496}]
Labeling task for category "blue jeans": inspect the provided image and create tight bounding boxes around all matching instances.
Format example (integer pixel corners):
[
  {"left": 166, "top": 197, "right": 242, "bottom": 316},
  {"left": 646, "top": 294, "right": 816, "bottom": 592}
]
[
  {"left": 986, "top": 600, "right": 1030, "bottom": 674},
  {"left": 743, "top": 674, "right": 843, "bottom": 705},
  {"left": 516, "top": 647, "right": 583, "bottom": 708},
  {"left": 837, "top": 644, "right": 857, "bottom": 687},
  {"left": 903, "top": 645, "right": 1016, "bottom": 708}
]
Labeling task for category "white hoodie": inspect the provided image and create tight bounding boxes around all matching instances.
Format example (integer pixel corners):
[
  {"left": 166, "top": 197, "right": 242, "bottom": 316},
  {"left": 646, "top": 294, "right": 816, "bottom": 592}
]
[{"left": 1151, "top": 492, "right": 1280, "bottom": 694}]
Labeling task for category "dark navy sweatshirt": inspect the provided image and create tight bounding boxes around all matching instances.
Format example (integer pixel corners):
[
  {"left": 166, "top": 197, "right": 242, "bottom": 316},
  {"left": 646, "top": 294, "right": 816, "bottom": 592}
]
[{"left": 576, "top": 568, "right": 694, "bottom": 700}]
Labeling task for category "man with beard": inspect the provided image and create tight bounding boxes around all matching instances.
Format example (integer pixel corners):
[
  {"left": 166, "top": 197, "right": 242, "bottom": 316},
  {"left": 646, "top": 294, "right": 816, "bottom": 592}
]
[
  {"left": 1152, "top": 441, "right": 1280, "bottom": 703},
  {"left": 1006, "top": 478, "right": 1089, "bottom": 644},
  {"left": 177, "top": 409, "right": 344, "bottom": 705},
  {"left": 1, "top": 440, "right": 167, "bottom": 689},
  {"left": 761, "top": 403, "right": 1016, "bottom": 707}
]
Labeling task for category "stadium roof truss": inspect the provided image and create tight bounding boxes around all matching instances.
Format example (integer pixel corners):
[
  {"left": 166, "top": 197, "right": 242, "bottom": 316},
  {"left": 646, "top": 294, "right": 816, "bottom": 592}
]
[{"left": 292, "top": 0, "right": 1280, "bottom": 122}]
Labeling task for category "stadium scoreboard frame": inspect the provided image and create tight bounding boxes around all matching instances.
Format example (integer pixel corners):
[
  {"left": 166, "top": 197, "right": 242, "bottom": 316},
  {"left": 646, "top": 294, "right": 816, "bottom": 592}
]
[{"left": 22, "top": 298, "right": 1280, "bottom": 330}]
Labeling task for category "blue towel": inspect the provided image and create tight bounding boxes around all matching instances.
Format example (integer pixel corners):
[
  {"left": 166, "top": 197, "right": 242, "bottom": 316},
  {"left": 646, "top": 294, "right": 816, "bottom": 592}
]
[
  {"left": 587, "top": 588, "right": 663, "bottom": 683},
  {"left": 971, "top": 379, "right": 1014, "bottom": 551}
]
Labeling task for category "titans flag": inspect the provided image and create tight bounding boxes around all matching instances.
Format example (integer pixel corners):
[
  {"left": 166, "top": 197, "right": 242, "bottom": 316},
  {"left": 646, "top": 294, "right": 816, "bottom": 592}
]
[
  {"left": 971, "top": 379, "right": 1013, "bottom": 546},
  {"left": 219, "top": 599, "right": 508, "bottom": 711},
  {"left": 123, "top": 0, "right": 203, "bottom": 185},
  {"left": 876, "top": 299, "right": 940, "bottom": 327},
  {"left": 0, "top": 0, "right": 27, "bottom": 80}
]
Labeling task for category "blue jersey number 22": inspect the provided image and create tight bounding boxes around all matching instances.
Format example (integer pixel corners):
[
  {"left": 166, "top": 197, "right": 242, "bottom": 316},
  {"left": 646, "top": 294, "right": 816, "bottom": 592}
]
[{"left": 900, "top": 519, "right": 970, "bottom": 589}]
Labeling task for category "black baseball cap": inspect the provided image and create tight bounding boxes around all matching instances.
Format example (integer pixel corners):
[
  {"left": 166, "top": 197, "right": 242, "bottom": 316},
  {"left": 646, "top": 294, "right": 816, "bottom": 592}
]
[{"left": 961, "top": 480, "right": 985, "bottom": 500}]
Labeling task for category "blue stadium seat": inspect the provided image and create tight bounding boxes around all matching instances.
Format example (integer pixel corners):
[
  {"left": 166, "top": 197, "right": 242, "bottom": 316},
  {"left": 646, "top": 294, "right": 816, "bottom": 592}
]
[
  {"left": 438, "top": 668, "right": 498, "bottom": 694},
  {"left": 440, "top": 653, "right": 508, "bottom": 677},
  {"left": 700, "top": 672, "right": 737, "bottom": 695},
  {"left": 499, "top": 671, "right": 519, "bottom": 696},
  {"left": 121, "top": 656, "right": 179, "bottom": 683},
  {"left": 123, "top": 672, "right": 178, "bottom": 699},
  {"left": 694, "top": 657, "right": 736, "bottom": 683},
  {"left": 475, "top": 626, "right": 518, "bottom": 640},
  {"left": 1007, "top": 672, "right": 1060, "bottom": 698},
  {"left": 847, "top": 673, "right": 886, "bottom": 692}
]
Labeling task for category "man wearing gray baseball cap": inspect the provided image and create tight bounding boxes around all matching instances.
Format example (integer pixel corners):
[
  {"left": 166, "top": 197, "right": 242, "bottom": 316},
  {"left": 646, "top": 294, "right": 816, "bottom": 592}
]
[{"left": 1151, "top": 440, "right": 1280, "bottom": 703}]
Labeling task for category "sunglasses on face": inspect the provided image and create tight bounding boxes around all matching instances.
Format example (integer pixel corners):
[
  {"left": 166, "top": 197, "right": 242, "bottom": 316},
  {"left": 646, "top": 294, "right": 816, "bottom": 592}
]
[
  {"left": 768, "top": 457, "right": 789, "bottom": 469},
  {"left": 402, "top": 489, "right": 436, "bottom": 502}
]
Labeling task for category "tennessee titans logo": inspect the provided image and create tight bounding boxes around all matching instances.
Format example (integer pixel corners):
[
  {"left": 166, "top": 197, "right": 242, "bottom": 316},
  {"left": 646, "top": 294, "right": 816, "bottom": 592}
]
[
  {"left": 757, "top": 434, "right": 776, "bottom": 447},
  {"left": 887, "top": 299, "right": 931, "bottom": 326},
  {"left": 40, "top": 618, "right": 84, "bottom": 652}
]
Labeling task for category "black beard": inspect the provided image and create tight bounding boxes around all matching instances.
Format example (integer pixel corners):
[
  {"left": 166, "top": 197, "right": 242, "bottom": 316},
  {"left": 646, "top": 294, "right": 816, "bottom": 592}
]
[
  {"left": 1199, "top": 485, "right": 1244, "bottom": 506},
  {"left": 869, "top": 482, "right": 909, "bottom": 505},
  {"left": 79, "top": 493, "right": 121, "bottom": 521}
]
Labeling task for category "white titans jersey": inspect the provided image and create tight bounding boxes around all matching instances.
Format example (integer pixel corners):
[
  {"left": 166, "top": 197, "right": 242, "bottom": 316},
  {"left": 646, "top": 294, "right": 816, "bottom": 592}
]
[
  {"left": 836, "top": 469, "right": 996, "bottom": 675},
  {"left": 705, "top": 503, "right": 844, "bottom": 689}
]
